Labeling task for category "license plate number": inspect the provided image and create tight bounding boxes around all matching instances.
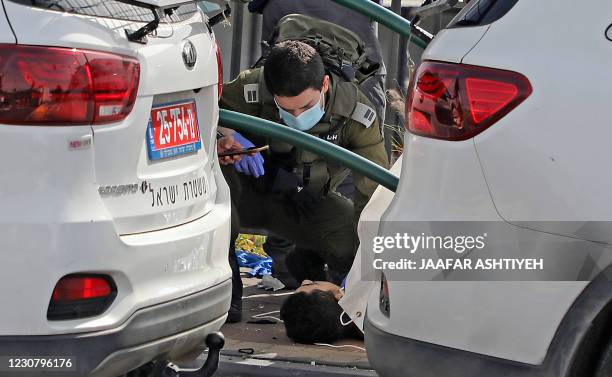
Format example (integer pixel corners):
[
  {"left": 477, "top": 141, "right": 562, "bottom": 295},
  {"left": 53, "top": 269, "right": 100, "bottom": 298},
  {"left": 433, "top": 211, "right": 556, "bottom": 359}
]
[{"left": 146, "top": 100, "right": 202, "bottom": 161}]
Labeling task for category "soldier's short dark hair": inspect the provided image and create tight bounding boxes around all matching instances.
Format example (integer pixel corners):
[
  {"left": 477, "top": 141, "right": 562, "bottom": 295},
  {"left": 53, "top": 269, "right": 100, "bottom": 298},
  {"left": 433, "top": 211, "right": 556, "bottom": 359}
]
[{"left": 263, "top": 40, "right": 325, "bottom": 97}]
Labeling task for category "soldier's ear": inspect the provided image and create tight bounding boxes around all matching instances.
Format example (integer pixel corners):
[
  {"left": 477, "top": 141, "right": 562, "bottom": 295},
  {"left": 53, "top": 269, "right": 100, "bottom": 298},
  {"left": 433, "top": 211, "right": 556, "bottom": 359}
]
[{"left": 321, "top": 75, "right": 330, "bottom": 94}]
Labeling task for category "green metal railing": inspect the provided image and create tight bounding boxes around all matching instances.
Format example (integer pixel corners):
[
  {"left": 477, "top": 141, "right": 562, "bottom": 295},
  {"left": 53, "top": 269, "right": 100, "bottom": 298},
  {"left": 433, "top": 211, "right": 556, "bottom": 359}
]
[
  {"left": 219, "top": 109, "right": 399, "bottom": 192},
  {"left": 330, "top": 0, "right": 429, "bottom": 48}
]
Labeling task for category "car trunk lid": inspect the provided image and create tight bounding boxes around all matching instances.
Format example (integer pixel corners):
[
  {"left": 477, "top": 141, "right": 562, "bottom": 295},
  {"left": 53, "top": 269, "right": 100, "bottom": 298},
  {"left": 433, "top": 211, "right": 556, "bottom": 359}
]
[{"left": 2, "top": 0, "right": 221, "bottom": 234}]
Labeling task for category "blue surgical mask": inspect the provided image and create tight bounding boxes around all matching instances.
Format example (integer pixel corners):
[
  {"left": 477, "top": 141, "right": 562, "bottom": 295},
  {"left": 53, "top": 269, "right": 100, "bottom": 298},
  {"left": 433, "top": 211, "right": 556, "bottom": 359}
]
[{"left": 275, "top": 91, "right": 325, "bottom": 131}]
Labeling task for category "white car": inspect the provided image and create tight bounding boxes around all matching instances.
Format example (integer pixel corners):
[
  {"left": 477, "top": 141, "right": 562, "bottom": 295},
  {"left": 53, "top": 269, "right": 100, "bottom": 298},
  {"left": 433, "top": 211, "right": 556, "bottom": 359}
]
[
  {"left": 365, "top": 0, "right": 612, "bottom": 376},
  {"left": 0, "top": 1, "right": 231, "bottom": 376}
]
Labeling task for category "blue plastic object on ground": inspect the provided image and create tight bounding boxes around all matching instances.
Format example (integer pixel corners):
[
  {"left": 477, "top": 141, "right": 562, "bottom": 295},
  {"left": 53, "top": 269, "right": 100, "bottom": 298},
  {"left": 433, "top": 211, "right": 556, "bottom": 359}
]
[{"left": 235, "top": 250, "right": 273, "bottom": 276}]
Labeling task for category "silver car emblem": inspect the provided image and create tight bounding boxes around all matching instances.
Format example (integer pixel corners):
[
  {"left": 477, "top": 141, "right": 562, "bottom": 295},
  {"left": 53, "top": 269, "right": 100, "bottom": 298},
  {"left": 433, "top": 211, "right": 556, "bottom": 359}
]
[{"left": 182, "top": 40, "right": 197, "bottom": 69}]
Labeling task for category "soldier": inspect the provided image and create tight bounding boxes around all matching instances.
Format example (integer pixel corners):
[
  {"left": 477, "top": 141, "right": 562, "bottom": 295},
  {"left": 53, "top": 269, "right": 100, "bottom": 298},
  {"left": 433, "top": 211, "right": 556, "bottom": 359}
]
[
  {"left": 248, "top": 2, "right": 390, "bottom": 293},
  {"left": 249, "top": 0, "right": 387, "bottom": 123},
  {"left": 221, "top": 40, "right": 389, "bottom": 322}
]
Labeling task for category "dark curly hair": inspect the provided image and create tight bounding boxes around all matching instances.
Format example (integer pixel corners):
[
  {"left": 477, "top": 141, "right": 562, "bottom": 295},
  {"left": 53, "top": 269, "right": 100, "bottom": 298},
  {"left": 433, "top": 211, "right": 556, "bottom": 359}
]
[
  {"left": 280, "top": 290, "right": 361, "bottom": 344},
  {"left": 263, "top": 40, "right": 325, "bottom": 97}
]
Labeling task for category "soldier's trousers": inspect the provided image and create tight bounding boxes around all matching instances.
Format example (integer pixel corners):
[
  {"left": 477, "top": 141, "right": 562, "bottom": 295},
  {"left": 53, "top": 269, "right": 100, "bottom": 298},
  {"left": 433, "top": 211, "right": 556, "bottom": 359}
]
[{"left": 222, "top": 165, "right": 357, "bottom": 300}]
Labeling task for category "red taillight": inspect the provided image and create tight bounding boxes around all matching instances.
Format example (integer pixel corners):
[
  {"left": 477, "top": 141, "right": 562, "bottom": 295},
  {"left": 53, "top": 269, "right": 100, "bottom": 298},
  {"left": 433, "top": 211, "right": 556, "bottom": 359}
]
[
  {"left": 405, "top": 61, "right": 532, "bottom": 141},
  {"left": 48, "top": 275, "right": 116, "bottom": 320},
  {"left": 87, "top": 51, "right": 140, "bottom": 124},
  {"left": 214, "top": 41, "right": 223, "bottom": 100},
  {"left": 51, "top": 276, "right": 112, "bottom": 302},
  {"left": 0, "top": 44, "right": 139, "bottom": 126}
]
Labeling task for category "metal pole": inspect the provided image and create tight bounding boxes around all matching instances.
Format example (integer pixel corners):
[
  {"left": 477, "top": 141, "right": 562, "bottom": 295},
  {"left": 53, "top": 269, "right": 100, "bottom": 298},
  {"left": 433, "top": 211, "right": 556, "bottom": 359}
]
[
  {"left": 247, "top": 12, "right": 262, "bottom": 66},
  {"left": 391, "top": 7, "right": 411, "bottom": 160},
  {"left": 383, "top": 0, "right": 402, "bottom": 155},
  {"left": 432, "top": 7, "right": 442, "bottom": 34},
  {"left": 229, "top": 0, "right": 244, "bottom": 78},
  {"left": 385, "top": 0, "right": 401, "bottom": 93},
  {"left": 397, "top": 7, "right": 411, "bottom": 96},
  {"left": 219, "top": 109, "right": 399, "bottom": 192}
]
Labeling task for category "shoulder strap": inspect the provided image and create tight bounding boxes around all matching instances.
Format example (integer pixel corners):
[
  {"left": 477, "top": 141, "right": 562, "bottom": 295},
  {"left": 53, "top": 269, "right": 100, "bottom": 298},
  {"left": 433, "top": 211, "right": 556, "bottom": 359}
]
[
  {"left": 327, "top": 79, "right": 359, "bottom": 120},
  {"left": 256, "top": 67, "right": 275, "bottom": 107}
]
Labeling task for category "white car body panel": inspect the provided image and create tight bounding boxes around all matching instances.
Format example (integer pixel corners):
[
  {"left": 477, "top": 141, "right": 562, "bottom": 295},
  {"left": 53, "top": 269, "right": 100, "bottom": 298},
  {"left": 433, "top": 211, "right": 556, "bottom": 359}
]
[
  {"left": 366, "top": 0, "right": 607, "bottom": 366},
  {"left": 465, "top": 0, "right": 612, "bottom": 237},
  {"left": 368, "top": 280, "right": 587, "bottom": 364},
  {"left": 0, "top": 0, "right": 231, "bottom": 340},
  {"left": 0, "top": 164, "right": 231, "bottom": 335},
  {"left": 368, "top": 133, "right": 589, "bottom": 364},
  {"left": 421, "top": 25, "right": 490, "bottom": 64},
  {"left": 3, "top": 2, "right": 221, "bottom": 234},
  {"left": 0, "top": 5, "right": 15, "bottom": 43},
  {"left": 385, "top": 135, "right": 500, "bottom": 222}
]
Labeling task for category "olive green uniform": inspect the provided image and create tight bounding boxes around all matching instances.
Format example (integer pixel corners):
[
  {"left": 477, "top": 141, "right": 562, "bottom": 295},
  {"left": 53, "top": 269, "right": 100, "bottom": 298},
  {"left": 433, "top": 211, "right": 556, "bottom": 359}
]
[{"left": 221, "top": 67, "right": 388, "bottom": 275}]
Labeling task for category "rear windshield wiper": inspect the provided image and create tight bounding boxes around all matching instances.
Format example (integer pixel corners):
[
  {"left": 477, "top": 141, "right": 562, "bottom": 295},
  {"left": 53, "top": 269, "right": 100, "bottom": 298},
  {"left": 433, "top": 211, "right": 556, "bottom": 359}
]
[
  {"left": 115, "top": 0, "right": 164, "bottom": 43},
  {"left": 116, "top": 0, "right": 194, "bottom": 43},
  {"left": 118, "top": 0, "right": 231, "bottom": 43},
  {"left": 411, "top": 0, "right": 459, "bottom": 21},
  {"left": 408, "top": 0, "right": 461, "bottom": 43}
]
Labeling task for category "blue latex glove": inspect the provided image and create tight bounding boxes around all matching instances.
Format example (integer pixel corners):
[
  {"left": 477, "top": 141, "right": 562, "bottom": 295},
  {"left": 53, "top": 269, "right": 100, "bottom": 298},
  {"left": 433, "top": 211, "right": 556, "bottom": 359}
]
[{"left": 233, "top": 132, "right": 265, "bottom": 177}]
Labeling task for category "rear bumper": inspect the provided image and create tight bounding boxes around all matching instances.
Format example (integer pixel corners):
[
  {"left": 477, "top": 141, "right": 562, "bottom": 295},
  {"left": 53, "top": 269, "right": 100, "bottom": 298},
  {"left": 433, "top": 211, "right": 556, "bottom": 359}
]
[
  {"left": 0, "top": 162, "right": 233, "bottom": 335},
  {"left": 0, "top": 279, "right": 231, "bottom": 377},
  {"left": 364, "top": 317, "right": 539, "bottom": 377},
  {"left": 365, "top": 268, "right": 612, "bottom": 377}
]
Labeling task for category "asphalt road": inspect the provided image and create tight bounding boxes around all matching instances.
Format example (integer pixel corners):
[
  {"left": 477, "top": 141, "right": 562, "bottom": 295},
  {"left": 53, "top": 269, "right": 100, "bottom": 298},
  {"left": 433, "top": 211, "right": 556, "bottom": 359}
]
[{"left": 214, "top": 356, "right": 378, "bottom": 377}]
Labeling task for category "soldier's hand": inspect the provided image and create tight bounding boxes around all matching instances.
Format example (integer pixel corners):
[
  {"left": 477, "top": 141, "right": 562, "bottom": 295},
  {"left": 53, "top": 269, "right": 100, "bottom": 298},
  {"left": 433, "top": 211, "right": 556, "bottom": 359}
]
[
  {"left": 217, "top": 135, "right": 242, "bottom": 165},
  {"left": 233, "top": 132, "right": 265, "bottom": 177}
]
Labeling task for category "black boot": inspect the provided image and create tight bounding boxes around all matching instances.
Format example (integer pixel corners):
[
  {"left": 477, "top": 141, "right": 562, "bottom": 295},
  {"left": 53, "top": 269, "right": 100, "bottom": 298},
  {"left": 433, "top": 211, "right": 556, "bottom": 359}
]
[
  {"left": 263, "top": 236, "right": 301, "bottom": 289},
  {"left": 227, "top": 237, "right": 243, "bottom": 323}
]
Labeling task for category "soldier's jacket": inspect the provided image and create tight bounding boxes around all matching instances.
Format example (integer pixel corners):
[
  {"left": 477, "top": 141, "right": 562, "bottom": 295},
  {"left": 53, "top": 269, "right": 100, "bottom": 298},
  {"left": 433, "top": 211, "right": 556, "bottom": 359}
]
[{"left": 219, "top": 67, "right": 389, "bottom": 223}]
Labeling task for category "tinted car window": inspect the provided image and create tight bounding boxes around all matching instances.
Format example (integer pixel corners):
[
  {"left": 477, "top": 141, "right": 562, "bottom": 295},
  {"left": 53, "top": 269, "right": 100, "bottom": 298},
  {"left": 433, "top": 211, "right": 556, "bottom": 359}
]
[
  {"left": 8, "top": 0, "right": 198, "bottom": 23},
  {"left": 448, "top": 0, "right": 519, "bottom": 28}
]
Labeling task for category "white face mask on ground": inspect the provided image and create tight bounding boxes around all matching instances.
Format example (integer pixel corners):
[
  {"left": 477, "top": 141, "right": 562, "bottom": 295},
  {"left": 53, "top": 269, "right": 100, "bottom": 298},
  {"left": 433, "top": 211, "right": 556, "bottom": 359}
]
[
  {"left": 338, "top": 281, "right": 370, "bottom": 332},
  {"left": 340, "top": 310, "right": 362, "bottom": 326}
]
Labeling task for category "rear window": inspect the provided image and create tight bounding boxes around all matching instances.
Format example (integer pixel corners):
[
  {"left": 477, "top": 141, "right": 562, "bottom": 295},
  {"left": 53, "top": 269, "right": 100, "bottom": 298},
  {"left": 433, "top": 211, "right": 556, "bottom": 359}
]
[
  {"left": 448, "top": 0, "right": 519, "bottom": 28},
  {"left": 8, "top": 0, "right": 199, "bottom": 23}
]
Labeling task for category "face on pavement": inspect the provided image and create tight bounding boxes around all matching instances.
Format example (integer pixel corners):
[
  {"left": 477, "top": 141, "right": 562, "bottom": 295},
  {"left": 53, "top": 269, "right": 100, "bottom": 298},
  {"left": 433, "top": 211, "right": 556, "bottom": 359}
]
[{"left": 296, "top": 279, "right": 343, "bottom": 301}]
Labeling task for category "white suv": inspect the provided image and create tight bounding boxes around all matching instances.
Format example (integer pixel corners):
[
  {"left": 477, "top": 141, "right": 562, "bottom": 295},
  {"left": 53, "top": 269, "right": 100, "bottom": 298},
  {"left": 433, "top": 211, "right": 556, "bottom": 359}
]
[
  {"left": 365, "top": 0, "right": 612, "bottom": 376},
  {"left": 0, "top": 1, "right": 231, "bottom": 376}
]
